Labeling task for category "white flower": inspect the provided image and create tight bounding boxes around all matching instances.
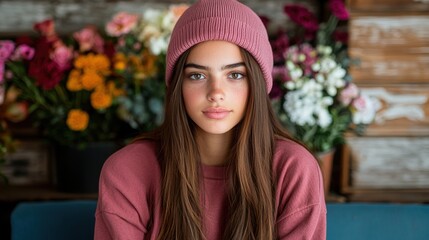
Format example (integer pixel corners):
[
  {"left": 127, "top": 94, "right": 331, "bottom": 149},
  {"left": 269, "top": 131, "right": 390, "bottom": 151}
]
[
  {"left": 283, "top": 83, "right": 332, "bottom": 128},
  {"left": 149, "top": 37, "right": 168, "bottom": 55}
]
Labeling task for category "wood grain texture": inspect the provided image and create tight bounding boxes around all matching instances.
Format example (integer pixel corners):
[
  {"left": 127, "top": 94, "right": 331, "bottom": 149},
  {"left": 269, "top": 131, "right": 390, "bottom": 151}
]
[
  {"left": 348, "top": 0, "right": 429, "bottom": 12},
  {"left": 344, "top": 136, "right": 429, "bottom": 189},
  {"left": 0, "top": 0, "right": 312, "bottom": 36},
  {"left": 359, "top": 84, "right": 429, "bottom": 136},
  {"left": 348, "top": 15, "right": 429, "bottom": 84}
]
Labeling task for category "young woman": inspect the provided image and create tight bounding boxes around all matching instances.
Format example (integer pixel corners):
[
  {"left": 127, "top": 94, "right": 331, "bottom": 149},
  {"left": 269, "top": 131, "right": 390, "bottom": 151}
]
[{"left": 95, "top": 0, "right": 326, "bottom": 239}]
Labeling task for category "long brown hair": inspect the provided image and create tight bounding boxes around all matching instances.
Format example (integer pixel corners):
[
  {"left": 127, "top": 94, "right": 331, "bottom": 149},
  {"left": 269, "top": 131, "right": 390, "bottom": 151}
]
[{"left": 138, "top": 47, "right": 293, "bottom": 240}]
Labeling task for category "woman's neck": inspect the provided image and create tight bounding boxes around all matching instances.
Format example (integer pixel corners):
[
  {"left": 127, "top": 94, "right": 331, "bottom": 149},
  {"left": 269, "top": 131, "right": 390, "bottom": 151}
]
[{"left": 195, "top": 129, "right": 233, "bottom": 166}]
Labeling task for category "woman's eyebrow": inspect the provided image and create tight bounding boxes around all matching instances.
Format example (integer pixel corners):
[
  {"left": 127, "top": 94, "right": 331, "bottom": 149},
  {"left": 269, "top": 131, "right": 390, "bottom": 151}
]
[
  {"left": 221, "top": 62, "right": 245, "bottom": 70},
  {"left": 183, "top": 62, "right": 245, "bottom": 71},
  {"left": 184, "top": 63, "right": 209, "bottom": 70}
]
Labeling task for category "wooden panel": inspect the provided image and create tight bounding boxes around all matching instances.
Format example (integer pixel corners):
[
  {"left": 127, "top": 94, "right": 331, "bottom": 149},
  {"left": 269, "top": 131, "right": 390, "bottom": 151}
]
[
  {"left": 358, "top": 84, "right": 429, "bottom": 136},
  {"left": 0, "top": 0, "right": 305, "bottom": 35},
  {"left": 348, "top": 0, "right": 429, "bottom": 12},
  {"left": 349, "top": 53, "right": 429, "bottom": 84},
  {"left": 340, "top": 137, "right": 429, "bottom": 202},
  {"left": 348, "top": 15, "right": 429, "bottom": 84},
  {"left": 349, "top": 15, "right": 429, "bottom": 51}
]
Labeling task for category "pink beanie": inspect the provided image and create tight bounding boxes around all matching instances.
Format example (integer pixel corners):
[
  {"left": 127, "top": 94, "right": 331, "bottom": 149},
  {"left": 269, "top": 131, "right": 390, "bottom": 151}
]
[{"left": 166, "top": 0, "right": 273, "bottom": 93}]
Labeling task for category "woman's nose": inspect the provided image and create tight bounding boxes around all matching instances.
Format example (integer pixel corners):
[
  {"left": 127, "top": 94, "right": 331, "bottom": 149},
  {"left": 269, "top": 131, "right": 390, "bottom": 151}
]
[{"left": 207, "top": 78, "right": 225, "bottom": 102}]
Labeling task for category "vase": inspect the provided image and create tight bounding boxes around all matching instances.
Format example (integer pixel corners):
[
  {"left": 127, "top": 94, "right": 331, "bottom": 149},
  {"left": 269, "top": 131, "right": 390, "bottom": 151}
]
[
  {"left": 54, "top": 141, "right": 120, "bottom": 193},
  {"left": 316, "top": 149, "right": 335, "bottom": 196}
]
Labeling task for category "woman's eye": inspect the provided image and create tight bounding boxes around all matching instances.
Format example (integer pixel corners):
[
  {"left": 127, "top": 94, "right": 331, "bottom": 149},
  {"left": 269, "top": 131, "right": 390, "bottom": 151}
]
[
  {"left": 229, "top": 72, "right": 245, "bottom": 80},
  {"left": 189, "top": 73, "right": 205, "bottom": 80}
]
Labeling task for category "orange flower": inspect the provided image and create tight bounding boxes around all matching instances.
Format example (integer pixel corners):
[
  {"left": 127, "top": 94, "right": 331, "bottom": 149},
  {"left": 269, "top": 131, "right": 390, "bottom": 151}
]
[
  {"left": 81, "top": 69, "right": 104, "bottom": 90},
  {"left": 90, "top": 87, "right": 112, "bottom": 109},
  {"left": 66, "top": 70, "right": 83, "bottom": 91},
  {"left": 66, "top": 109, "right": 89, "bottom": 131},
  {"left": 74, "top": 53, "right": 110, "bottom": 74},
  {"left": 113, "top": 53, "right": 127, "bottom": 71},
  {"left": 92, "top": 54, "right": 110, "bottom": 73}
]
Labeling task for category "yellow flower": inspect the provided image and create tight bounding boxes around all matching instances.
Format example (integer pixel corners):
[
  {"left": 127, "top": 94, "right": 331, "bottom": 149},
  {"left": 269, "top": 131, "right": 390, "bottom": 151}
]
[
  {"left": 114, "top": 61, "right": 126, "bottom": 71},
  {"left": 91, "top": 88, "right": 112, "bottom": 110},
  {"left": 81, "top": 69, "right": 104, "bottom": 91},
  {"left": 66, "top": 70, "right": 83, "bottom": 91},
  {"left": 66, "top": 109, "right": 89, "bottom": 131}
]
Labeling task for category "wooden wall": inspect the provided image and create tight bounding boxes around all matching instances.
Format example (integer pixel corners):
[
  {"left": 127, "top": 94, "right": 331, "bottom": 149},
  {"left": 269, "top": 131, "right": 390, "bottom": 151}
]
[
  {"left": 342, "top": 0, "right": 429, "bottom": 202},
  {"left": 0, "top": 0, "right": 318, "bottom": 36}
]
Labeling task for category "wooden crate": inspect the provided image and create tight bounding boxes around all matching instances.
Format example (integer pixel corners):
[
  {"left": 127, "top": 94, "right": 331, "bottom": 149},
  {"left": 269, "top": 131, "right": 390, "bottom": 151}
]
[
  {"left": 359, "top": 84, "right": 429, "bottom": 136},
  {"left": 348, "top": 14, "right": 429, "bottom": 84},
  {"left": 347, "top": 0, "right": 429, "bottom": 12},
  {"left": 340, "top": 136, "right": 429, "bottom": 202}
]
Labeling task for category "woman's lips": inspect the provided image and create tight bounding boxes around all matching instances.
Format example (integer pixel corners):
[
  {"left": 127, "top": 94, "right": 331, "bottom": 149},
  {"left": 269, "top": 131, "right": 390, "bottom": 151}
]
[{"left": 202, "top": 108, "right": 231, "bottom": 120}]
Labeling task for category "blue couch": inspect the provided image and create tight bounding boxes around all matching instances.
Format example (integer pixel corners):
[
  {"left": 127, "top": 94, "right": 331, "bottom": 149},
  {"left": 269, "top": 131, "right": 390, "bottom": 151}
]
[{"left": 10, "top": 200, "right": 429, "bottom": 240}]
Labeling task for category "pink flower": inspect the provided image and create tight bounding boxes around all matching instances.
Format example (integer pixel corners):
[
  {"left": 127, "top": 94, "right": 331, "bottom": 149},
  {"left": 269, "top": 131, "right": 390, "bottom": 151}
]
[
  {"left": 329, "top": 0, "right": 349, "bottom": 21},
  {"left": 0, "top": 40, "right": 15, "bottom": 61},
  {"left": 272, "top": 66, "right": 290, "bottom": 83},
  {"left": 284, "top": 4, "right": 319, "bottom": 32},
  {"left": 351, "top": 95, "right": 377, "bottom": 124},
  {"left": 0, "top": 64, "right": 5, "bottom": 84},
  {"left": 73, "top": 26, "right": 104, "bottom": 53},
  {"left": 0, "top": 40, "right": 14, "bottom": 83},
  {"left": 50, "top": 43, "right": 73, "bottom": 71},
  {"left": 339, "top": 83, "right": 359, "bottom": 105},
  {"left": 11, "top": 44, "right": 35, "bottom": 61},
  {"left": 106, "top": 12, "right": 139, "bottom": 37}
]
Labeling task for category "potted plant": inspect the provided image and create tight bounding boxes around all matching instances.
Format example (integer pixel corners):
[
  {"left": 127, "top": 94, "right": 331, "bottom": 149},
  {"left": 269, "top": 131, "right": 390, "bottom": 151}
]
[{"left": 267, "top": 0, "right": 379, "bottom": 193}]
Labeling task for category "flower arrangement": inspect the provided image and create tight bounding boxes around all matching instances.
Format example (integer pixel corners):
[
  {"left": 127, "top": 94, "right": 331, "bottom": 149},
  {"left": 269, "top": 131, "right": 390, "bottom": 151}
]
[
  {"left": 106, "top": 5, "right": 188, "bottom": 131},
  {"left": 1, "top": 5, "right": 188, "bottom": 149},
  {"left": 3, "top": 20, "right": 125, "bottom": 148},
  {"left": 269, "top": 0, "right": 378, "bottom": 153}
]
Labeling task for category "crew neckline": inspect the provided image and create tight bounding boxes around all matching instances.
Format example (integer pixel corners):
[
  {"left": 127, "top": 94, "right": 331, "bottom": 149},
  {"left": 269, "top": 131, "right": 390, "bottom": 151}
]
[{"left": 201, "top": 164, "right": 227, "bottom": 180}]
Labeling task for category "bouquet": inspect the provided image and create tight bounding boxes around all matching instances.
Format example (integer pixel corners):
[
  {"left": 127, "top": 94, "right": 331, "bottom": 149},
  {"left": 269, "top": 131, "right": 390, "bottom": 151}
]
[
  {"left": 105, "top": 4, "right": 188, "bottom": 131},
  {"left": 3, "top": 20, "right": 125, "bottom": 149},
  {"left": 269, "top": 0, "right": 378, "bottom": 153}
]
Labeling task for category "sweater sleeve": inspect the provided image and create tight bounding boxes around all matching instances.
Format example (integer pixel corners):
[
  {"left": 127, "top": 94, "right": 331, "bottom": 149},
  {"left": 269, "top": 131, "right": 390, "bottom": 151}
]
[
  {"left": 274, "top": 140, "right": 327, "bottom": 240},
  {"left": 94, "top": 141, "right": 161, "bottom": 240}
]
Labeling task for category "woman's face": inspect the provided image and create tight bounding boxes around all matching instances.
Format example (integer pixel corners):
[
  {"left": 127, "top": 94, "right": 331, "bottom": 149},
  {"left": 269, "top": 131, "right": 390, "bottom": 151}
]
[{"left": 182, "top": 41, "right": 249, "bottom": 136}]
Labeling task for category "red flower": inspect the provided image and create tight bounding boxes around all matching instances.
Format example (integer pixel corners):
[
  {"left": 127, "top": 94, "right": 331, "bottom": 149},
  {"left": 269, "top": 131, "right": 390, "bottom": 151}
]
[
  {"left": 28, "top": 38, "right": 65, "bottom": 90},
  {"left": 284, "top": 5, "right": 319, "bottom": 32},
  {"left": 329, "top": 0, "right": 349, "bottom": 20},
  {"left": 333, "top": 30, "right": 349, "bottom": 44},
  {"left": 34, "top": 19, "right": 58, "bottom": 41},
  {"left": 270, "top": 30, "right": 290, "bottom": 62}
]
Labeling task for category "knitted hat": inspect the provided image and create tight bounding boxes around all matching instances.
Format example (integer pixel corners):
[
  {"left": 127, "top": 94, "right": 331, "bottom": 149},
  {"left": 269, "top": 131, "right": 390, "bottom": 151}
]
[{"left": 166, "top": 0, "right": 273, "bottom": 93}]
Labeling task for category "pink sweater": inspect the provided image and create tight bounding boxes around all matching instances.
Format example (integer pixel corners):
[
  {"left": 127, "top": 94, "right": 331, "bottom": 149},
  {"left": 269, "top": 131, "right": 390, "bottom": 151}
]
[{"left": 95, "top": 139, "right": 326, "bottom": 239}]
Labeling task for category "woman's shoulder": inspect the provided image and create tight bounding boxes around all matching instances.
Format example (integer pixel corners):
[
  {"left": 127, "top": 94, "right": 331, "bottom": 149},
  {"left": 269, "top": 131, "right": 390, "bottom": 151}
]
[
  {"left": 102, "top": 139, "right": 161, "bottom": 179},
  {"left": 273, "top": 139, "right": 319, "bottom": 174}
]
